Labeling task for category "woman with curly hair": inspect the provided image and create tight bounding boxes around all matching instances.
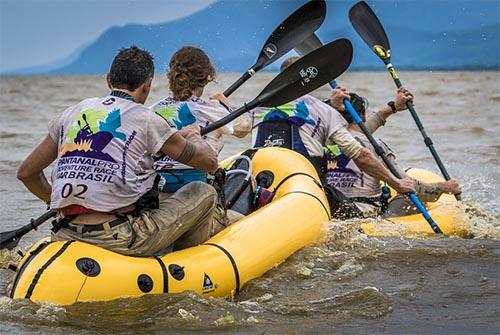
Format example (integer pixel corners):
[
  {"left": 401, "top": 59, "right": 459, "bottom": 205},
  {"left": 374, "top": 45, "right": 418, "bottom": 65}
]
[{"left": 150, "top": 46, "right": 250, "bottom": 193}]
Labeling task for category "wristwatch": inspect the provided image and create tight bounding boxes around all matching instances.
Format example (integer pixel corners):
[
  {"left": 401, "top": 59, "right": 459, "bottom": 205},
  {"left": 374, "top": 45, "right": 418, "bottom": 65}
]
[{"left": 387, "top": 100, "right": 396, "bottom": 113}]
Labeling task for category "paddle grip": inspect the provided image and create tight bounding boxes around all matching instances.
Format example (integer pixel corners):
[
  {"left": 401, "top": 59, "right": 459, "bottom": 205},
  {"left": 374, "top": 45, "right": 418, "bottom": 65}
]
[
  {"left": 344, "top": 101, "right": 443, "bottom": 234},
  {"left": 223, "top": 70, "right": 253, "bottom": 97},
  {"left": 385, "top": 64, "right": 459, "bottom": 200}
]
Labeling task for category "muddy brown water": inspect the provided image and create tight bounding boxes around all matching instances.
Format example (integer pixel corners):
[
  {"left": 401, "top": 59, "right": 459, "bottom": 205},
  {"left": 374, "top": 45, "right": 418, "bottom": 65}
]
[{"left": 0, "top": 72, "right": 499, "bottom": 334}]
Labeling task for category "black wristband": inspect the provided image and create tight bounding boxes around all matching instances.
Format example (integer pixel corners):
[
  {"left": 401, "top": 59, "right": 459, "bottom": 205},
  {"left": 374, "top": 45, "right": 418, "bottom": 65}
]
[{"left": 387, "top": 101, "right": 396, "bottom": 113}]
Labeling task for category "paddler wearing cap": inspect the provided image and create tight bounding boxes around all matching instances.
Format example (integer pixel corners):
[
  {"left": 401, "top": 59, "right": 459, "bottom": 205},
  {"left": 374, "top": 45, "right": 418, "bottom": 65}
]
[{"left": 324, "top": 86, "right": 462, "bottom": 218}]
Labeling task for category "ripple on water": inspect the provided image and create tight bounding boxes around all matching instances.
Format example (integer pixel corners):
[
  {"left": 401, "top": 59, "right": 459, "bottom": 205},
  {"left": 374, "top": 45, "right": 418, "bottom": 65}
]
[
  {"left": 421, "top": 90, "right": 440, "bottom": 96},
  {"left": 469, "top": 126, "right": 486, "bottom": 134},
  {"left": 0, "top": 132, "right": 18, "bottom": 139}
]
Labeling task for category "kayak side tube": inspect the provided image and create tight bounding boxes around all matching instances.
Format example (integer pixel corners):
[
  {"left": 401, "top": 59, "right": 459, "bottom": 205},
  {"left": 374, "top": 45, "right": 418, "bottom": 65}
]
[{"left": 11, "top": 147, "right": 331, "bottom": 305}]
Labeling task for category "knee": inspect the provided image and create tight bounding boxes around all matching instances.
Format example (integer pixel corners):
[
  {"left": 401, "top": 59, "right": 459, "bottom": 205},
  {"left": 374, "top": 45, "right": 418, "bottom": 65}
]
[{"left": 187, "top": 181, "right": 217, "bottom": 204}]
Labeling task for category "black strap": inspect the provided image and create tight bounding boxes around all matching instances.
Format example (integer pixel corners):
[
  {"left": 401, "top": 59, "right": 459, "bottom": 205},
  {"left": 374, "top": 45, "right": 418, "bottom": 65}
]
[
  {"left": 273, "top": 172, "right": 323, "bottom": 194},
  {"left": 133, "top": 174, "right": 161, "bottom": 215},
  {"left": 10, "top": 242, "right": 52, "bottom": 298},
  {"left": 51, "top": 216, "right": 75, "bottom": 234},
  {"left": 154, "top": 257, "right": 169, "bottom": 293},
  {"left": 25, "top": 241, "right": 74, "bottom": 299},
  {"left": 55, "top": 215, "right": 128, "bottom": 234},
  {"left": 205, "top": 243, "right": 240, "bottom": 293}
]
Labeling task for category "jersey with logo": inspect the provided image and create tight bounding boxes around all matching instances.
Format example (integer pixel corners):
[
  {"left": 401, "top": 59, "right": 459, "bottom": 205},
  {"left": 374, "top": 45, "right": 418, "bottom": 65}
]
[
  {"left": 48, "top": 96, "right": 175, "bottom": 212},
  {"left": 325, "top": 130, "right": 391, "bottom": 199},
  {"left": 251, "top": 94, "right": 347, "bottom": 157},
  {"left": 150, "top": 96, "right": 233, "bottom": 170}
]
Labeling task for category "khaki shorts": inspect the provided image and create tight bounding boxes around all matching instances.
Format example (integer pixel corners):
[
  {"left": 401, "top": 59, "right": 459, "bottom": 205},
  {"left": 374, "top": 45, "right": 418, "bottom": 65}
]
[{"left": 52, "top": 181, "right": 230, "bottom": 256}]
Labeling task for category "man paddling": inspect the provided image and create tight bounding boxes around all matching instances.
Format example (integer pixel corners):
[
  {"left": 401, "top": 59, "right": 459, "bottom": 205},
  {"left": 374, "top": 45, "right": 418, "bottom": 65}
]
[
  {"left": 249, "top": 56, "right": 416, "bottom": 215},
  {"left": 324, "top": 86, "right": 462, "bottom": 217},
  {"left": 16, "top": 46, "right": 229, "bottom": 256}
]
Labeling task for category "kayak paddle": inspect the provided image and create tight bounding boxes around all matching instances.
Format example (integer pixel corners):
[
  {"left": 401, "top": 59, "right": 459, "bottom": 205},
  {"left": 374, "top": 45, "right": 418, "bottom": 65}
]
[
  {"left": 202, "top": 38, "right": 353, "bottom": 135},
  {"left": 223, "top": 0, "right": 326, "bottom": 97},
  {"left": 349, "top": 1, "right": 460, "bottom": 200},
  {"left": 0, "top": 210, "right": 56, "bottom": 250},
  {"left": 295, "top": 34, "right": 443, "bottom": 234}
]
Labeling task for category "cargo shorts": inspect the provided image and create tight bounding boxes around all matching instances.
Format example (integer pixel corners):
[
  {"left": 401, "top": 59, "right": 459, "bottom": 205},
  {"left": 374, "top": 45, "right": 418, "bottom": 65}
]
[{"left": 52, "top": 181, "right": 230, "bottom": 256}]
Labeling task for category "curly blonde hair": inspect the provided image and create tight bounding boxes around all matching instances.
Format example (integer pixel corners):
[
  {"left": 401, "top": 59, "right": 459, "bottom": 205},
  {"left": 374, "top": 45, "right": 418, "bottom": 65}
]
[{"left": 168, "top": 46, "right": 216, "bottom": 101}]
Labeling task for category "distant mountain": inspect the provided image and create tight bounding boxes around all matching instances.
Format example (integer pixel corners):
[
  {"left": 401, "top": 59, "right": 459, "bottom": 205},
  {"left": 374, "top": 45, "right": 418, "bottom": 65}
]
[
  {"left": 4, "top": 0, "right": 499, "bottom": 75},
  {"left": 1, "top": 42, "right": 91, "bottom": 76},
  {"left": 48, "top": 0, "right": 307, "bottom": 75}
]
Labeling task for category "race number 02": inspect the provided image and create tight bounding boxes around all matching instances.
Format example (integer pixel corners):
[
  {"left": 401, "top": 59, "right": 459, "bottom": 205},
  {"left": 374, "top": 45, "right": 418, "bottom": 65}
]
[{"left": 61, "top": 183, "right": 88, "bottom": 199}]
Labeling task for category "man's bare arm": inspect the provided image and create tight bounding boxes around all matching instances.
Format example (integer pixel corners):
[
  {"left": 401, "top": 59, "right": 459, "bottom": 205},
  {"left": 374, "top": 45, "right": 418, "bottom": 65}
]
[
  {"left": 354, "top": 148, "right": 415, "bottom": 194},
  {"left": 160, "top": 125, "right": 218, "bottom": 173},
  {"left": 17, "top": 135, "right": 58, "bottom": 202},
  {"left": 330, "top": 127, "right": 415, "bottom": 195}
]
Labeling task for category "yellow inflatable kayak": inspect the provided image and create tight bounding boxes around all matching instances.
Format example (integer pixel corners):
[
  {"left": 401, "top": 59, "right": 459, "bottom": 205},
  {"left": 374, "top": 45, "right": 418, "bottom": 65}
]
[
  {"left": 9, "top": 148, "right": 469, "bottom": 305},
  {"left": 360, "top": 168, "right": 470, "bottom": 238},
  {"left": 10, "top": 148, "right": 330, "bottom": 305}
]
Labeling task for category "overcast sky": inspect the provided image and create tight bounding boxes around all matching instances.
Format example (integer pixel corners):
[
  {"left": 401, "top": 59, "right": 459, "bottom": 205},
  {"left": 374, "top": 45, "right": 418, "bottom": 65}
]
[{"left": 0, "top": 0, "right": 216, "bottom": 73}]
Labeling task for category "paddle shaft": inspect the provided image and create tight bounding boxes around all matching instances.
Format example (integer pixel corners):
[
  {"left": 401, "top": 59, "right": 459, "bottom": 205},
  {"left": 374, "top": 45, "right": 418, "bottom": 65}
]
[
  {"left": 327, "top": 81, "right": 442, "bottom": 233},
  {"left": 20, "top": 210, "right": 57, "bottom": 235},
  {"left": 202, "top": 99, "right": 259, "bottom": 135},
  {"left": 222, "top": 1, "right": 326, "bottom": 98},
  {"left": 0, "top": 210, "right": 57, "bottom": 250},
  {"left": 223, "top": 69, "right": 255, "bottom": 97},
  {"left": 382, "top": 59, "right": 460, "bottom": 200}
]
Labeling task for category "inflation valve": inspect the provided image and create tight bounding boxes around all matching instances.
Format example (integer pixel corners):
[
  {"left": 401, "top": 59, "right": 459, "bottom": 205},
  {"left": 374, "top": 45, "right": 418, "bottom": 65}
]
[
  {"left": 137, "top": 274, "right": 154, "bottom": 293},
  {"left": 168, "top": 264, "right": 185, "bottom": 280},
  {"left": 76, "top": 257, "right": 101, "bottom": 277}
]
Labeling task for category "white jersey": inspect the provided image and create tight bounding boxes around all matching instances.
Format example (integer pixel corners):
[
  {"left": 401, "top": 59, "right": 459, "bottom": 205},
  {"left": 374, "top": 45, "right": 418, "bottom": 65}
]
[
  {"left": 251, "top": 94, "right": 347, "bottom": 157},
  {"left": 325, "top": 130, "right": 392, "bottom": 199},
  {"left": 48, "top": 95, "right": 175, "bottom": 212},
  {"left": 149, "top": 96, "right": 233, "bottom": 170}
]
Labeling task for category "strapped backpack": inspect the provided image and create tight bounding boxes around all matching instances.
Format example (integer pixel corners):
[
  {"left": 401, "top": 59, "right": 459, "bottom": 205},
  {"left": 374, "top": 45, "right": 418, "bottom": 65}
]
[
  {"left": 222, "top": 149, "right": 258, "bottom": 215},
  {"left": 254, "top": 109, "right": 327, "bottom": 181}
]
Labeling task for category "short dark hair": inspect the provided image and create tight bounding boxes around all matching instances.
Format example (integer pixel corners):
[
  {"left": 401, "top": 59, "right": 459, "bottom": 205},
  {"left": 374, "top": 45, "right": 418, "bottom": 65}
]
[{"left": 108, "top": 46, "right": 154, "bottom": 91}]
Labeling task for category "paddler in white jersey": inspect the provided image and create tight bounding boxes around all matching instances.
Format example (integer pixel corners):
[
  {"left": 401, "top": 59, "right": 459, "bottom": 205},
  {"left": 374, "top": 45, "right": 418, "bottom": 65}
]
[
  {"left": 248, "top": 56, "right": 417, "bottom": 215},
  {"left": 150, "top": 46, "right": 250, "bottom": 193},
  {"left": 324, "top": 87, "right": 462, "bottom": 217},
  {"left": 17, "top": 46, "right": 230, "bottom": 256}
]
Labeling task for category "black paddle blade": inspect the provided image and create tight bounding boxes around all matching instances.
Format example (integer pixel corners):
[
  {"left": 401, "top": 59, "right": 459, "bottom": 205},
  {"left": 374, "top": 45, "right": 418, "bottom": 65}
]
[
  {"left": 0, "top": 229, "right": 22, "bottom": 250},
  {"left": 253, "top": 0, "right": 326, "bottom": 71},
  {"left": 294, "top": 33, "right": 323, "bottom": 57},
  {"left": 349, "top": 1, "right": 391, "bottom": 61},
  {"left": 0, "top": 210, "right": 56, "bottom": 250},
  {"left": 257, "top": 38, "right": 353, "bottom": 107}
]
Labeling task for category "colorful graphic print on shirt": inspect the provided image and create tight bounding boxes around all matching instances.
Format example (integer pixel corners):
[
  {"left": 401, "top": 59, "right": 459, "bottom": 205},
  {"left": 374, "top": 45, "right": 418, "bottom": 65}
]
[{"left": 57, "top": 107, "right": 133, "bottom": 185}]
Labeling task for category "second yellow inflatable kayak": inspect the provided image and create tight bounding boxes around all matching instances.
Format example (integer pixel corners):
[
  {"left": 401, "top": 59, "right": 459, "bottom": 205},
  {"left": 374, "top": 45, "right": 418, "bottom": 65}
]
[{"left": 360, "top": 168, "right": 470, "bottom": 238}]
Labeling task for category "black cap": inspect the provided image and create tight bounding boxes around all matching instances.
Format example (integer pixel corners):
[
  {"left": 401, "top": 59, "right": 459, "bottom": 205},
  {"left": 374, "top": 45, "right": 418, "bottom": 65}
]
[{"left": 339, "top": 92, "right": 367, "bottom": 123}]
